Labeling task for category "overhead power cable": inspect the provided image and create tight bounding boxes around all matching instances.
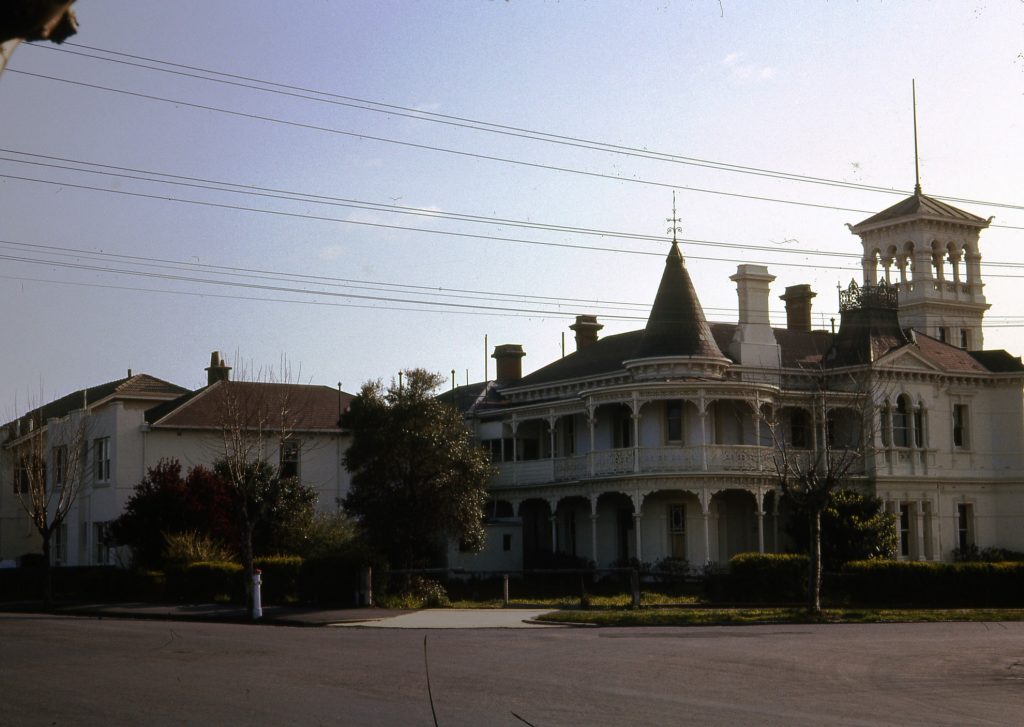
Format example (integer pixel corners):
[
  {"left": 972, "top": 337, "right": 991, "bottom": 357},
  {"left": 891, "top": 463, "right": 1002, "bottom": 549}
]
[
  {"left": 31, "top": 41, "right": 1024, "bottom": 214},
  {"left": 17, "top": 67, "right": 1022, "bottom": 232}
]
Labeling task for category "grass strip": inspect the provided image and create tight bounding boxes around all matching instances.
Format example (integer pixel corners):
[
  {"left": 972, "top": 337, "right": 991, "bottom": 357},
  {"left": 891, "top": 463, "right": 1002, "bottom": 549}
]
[{"left": 535, "top": 607, "right": 1024, "bottom": 627}]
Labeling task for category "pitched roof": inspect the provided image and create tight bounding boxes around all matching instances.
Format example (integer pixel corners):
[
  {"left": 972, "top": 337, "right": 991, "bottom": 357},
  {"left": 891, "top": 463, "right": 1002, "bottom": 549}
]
[
  {"left": 852, "top": 191, "right": 988, "bottom": 231},
  {"left": 969, "top": 349, "right": 1024, "bottom": 373},
  {"left": 4, "top": 374, "right": 188, "bottom": 431},
  {"left": 635, "top": 242, "right": 726, "bottom": 360},
  {"left": 147, "top": 381, "right": 352, "bottom": 430}
]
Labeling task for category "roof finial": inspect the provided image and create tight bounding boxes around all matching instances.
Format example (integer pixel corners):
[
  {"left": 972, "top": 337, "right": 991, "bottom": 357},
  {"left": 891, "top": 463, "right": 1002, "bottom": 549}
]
[
  {"left": 912, "top": 79, "right": 921, "bottom": 195},
  {"left": 666, "top": 190, "right": 682, "bottom": 244}
]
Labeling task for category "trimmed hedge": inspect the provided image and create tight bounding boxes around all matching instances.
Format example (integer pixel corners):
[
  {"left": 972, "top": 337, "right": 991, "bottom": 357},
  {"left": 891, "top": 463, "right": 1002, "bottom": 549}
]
[
  {"left": 165, "top": 561, "right": 245, "bottom": 603},
  {"left": 721, "top": 553, "right": 809, "bottom": 604},
  {"left": 838, "top": 560, "right": 1024, "bottom": 607}
]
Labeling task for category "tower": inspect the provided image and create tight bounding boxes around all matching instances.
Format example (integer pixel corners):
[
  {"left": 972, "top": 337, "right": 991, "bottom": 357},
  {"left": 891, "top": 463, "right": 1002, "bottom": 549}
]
[{"left": 847, "top": 84, "right": 991, "bottom": 349}]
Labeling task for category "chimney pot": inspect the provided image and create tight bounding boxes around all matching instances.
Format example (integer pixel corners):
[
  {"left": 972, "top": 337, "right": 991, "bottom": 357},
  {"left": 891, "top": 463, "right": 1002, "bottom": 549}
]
[
  {"left": 491, "top": 344, "right": 525, "bottom": 383},
  {"left": 569, "top": 315, "right": 603, "bottom": 350},
  {"left": 205, "top": 350, "right": 232, "bottom": 385},
  {"left": 780, "top": 284, "right": 817, "bottom": 332}
]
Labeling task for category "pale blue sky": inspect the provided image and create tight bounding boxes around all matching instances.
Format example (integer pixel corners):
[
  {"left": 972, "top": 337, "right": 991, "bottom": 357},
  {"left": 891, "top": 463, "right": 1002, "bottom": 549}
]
[{"left": 2, "top": 1, "right": 1022, "bottom": 415}]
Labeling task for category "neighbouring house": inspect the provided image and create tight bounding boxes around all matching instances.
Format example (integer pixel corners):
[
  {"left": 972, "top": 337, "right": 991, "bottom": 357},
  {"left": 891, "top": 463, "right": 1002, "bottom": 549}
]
[
  {"left": 0, "top": 373, "right": 190, "bottom": 566},
  {"left": 0, "top": 352, "right": 354, "bottom": 566},
  {"left": 445, "top": 185, "right": 1024, "bottom": 573}
]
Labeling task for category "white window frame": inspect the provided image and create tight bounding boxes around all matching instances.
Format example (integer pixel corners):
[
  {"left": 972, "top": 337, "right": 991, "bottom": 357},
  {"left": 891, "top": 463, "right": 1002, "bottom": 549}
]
[{"left": 94, "top": 437, "right": 111, "bottom": 483}]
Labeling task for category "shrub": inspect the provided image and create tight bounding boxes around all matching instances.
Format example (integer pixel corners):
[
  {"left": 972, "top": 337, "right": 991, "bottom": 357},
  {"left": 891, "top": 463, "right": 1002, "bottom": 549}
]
[
  {"left": 724, "top": 553, "right": 809, "bottom": 604},
  {"left": 840, "top": 560, "right": 1024, "bottom": 607},
  {"left": 952, "top": 544, "right": 1024, "bottom": 563},
  {"left": 378, "top": 576, "right": 450, "bottom": 609},
  {"left": 164, "top": 531, "right": 235, "bottom": 566},
  {"left": 165, "top": 561, "right": 244, "bottom": 603},
  {"left": 253, "top": 555, "right": 303, "bottom": 604}
]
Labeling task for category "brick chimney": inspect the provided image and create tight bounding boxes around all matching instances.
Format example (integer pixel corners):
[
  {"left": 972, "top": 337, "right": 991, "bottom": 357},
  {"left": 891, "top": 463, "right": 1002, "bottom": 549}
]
[
  {"left": 780, "top": 285, "right": 816, "bottom": 332},
  {"left": 569, "top": 315, "right": 603, "bottom": 350},
  {"left": 491, "top": 344, "right": 525, "bottom": 383},
  {"left": 205, "top": 351, "right": 232, "bottom": 385}
]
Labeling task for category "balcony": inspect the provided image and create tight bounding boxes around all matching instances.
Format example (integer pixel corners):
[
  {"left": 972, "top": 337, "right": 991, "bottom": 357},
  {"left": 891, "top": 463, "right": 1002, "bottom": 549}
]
[{"left": 489, "top": 445, "right": 864, "bottom": 488}]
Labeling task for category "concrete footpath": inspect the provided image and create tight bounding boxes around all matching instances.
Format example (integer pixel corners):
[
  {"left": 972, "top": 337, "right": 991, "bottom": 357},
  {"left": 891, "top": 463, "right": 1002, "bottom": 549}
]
[{"left": 0, "top": 602, "right": 559, "bottom": 629}]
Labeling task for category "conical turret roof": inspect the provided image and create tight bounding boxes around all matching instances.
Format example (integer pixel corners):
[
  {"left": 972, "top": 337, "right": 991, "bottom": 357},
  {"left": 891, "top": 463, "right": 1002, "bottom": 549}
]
[{"left": 636, "top": 242, "right": 725, "bottom": 359}]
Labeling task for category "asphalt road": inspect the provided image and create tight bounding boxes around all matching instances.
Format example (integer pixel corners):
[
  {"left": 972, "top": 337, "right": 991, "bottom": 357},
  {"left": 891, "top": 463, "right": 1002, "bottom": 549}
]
[{"left": 2, "top": 613, "right": 1023, "bottom": 726}]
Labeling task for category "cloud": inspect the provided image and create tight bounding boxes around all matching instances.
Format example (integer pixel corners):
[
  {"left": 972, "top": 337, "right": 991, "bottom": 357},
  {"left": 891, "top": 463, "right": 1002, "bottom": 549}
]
[{"left": 722, "top": 52, "right": 777, "bottom": 83}]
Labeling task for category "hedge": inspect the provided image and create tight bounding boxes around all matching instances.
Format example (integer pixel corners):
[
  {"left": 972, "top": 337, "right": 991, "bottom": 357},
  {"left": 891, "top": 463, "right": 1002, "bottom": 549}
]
[
  {"left": 837, "top": 560, "right": 1024, "bottom": 607},
  {"left": 719, "top": 553, "right": 809, "bottom": 604},
  {"left": 165, "top": 561, "right": 245, "bottom": 603}
]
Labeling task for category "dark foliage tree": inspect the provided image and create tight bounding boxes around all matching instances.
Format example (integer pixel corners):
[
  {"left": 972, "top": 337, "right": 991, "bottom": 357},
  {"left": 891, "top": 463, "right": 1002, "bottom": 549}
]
[
  {"left": 109, "top": 460, "right": 236, "bottom": 568},
  {"left": 110, "top": 458, "right": 315, "bottom": 569},
  {"left": 342, "top": 369, "right": 493, "bottom": 569},
  {"left": 785, "top": 488, "right": 897, "bottom": 571}
]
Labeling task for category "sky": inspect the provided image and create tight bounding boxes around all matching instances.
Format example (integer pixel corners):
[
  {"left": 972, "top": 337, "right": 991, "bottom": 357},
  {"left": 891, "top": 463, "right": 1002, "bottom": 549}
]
[{"left": 1, "top": 0, "right": 1022, "bottom": 416}]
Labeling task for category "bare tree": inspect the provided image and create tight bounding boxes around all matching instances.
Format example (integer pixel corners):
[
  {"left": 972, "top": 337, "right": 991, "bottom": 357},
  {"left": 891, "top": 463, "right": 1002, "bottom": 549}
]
[
  {"left": 5, "top": 404, "right": 89, "bottom": 604},
  {"left": 207, "top": 355, "right": 317, "bottom": 611},
  {"left": 764, "top": 369, "right": 879, "bottom": 615}
]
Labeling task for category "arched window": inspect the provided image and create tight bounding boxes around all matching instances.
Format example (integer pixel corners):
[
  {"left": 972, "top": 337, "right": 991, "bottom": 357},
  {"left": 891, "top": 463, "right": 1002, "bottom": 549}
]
[{"left": 892, "top": 395, "right": 910, "bottom": 447}]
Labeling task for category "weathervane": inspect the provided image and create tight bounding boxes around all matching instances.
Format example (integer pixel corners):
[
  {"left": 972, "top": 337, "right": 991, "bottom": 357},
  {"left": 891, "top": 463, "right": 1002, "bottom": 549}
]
[{"left": 666, "top": 190, "right": 683, "bottom": 243}]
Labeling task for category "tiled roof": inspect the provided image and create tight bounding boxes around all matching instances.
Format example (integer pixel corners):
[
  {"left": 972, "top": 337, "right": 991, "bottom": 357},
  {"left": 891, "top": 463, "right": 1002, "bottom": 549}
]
[
  {"left": 968, "top": 349, "right": 1024, "bottom": 373},
  {"left": 852, "top": 191, "right": 988, "bottom": 230},
  {"left": 4, "top": 374, "right": 188, "bottom": 431},
  {"left": 511, "top": 324, "right": 836, "bottom": 389},
  {"left": 148, "top": 381, "right": 352, "bottom": 430},
  {"left": 437, "top": 381, "right": 494, "bottom": 414},
  {"left": 636, "top": 242, "right": 725, "bottom": 360}
]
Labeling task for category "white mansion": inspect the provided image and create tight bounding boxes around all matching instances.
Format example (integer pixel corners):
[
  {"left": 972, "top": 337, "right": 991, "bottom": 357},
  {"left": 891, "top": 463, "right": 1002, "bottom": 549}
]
[{"left": 446, "top": 187, "right": 1024, "bottom": 572}]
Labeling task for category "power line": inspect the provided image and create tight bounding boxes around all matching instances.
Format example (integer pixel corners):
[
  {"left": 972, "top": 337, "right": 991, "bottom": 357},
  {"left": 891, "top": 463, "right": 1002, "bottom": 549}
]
[
  {"left": 32, "top": 42, "right": 1024, "bottom": 214},
  {"left": 19, "top": 67, "right": 1023, "bottom": 231},
  {"left": 0, "top": 171, "right": 869, "bottom": 273}
]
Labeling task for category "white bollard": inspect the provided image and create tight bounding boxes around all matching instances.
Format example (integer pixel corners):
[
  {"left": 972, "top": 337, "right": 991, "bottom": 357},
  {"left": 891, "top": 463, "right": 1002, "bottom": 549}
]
[{"left": 252, "top": 569, "right": 263, "bottom": 620}]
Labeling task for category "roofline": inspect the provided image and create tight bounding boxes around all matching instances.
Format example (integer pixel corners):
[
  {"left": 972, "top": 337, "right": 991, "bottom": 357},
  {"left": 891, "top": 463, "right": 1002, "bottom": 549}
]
[{"left": 850, "top": 213, "right": 990, "bottom": 235}]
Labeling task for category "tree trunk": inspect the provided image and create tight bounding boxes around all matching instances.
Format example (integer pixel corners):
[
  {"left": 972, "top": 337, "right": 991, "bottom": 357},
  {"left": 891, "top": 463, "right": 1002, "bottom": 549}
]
[
  {"left": 41, "top": 532, "right": 53, "bottom": 607},
  {"left": 240, "top": 517, "right": 255, "bottom": 618},
  {"left": 808, "top": 508, "right": 822, "bottom": 615}
]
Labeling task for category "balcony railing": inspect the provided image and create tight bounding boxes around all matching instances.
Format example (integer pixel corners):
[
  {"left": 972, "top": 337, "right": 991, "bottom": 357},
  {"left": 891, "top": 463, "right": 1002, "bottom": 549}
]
[{"left": 490, "top": 445, "right": 866, "bottom": 487}]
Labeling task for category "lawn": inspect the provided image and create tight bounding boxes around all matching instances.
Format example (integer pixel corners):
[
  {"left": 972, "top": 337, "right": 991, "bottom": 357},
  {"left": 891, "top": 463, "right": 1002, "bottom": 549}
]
[{"left": 534, "top": 607, "right": 1024, "bottom": 627}]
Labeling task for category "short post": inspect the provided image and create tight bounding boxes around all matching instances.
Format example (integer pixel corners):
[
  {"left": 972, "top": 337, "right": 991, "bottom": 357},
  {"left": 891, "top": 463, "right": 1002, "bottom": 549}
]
[
  {"left": 503, "top": 573, "right": 510, "bottom": 607},
  {"left": 630, "top": 568, "right": 641, "bottom": 609},
  {"left": 358, "top": 566, "right": 373, "bottom": 607},
  {"left": 252, "top": 569, "right": 263, "bottom": 620}
]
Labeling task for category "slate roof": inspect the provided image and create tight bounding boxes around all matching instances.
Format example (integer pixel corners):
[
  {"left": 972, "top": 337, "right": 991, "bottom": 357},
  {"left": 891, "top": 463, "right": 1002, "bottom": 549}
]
[
  {"left": 4, "top": 374, "right": 188, "bottom": 433},
  {"left": 147, "top": 381, "right": 352, "bottom": 430},
  {"left": 636, "top": 242, "right": 725, "bottom": 359},
  {"left": 852, "top": 191, "right": 988, "bottom": 230},
  {"left": 968, "top": 349, "right": 1024, "bottom": 373}
]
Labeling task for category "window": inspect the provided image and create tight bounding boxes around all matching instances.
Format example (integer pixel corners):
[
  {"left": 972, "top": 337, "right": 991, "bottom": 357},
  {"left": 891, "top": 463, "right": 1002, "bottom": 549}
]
[
  {"left": 54, "top": 524, "right": 67, "bottom": 565},
  {"left": 484, "top": 439, "right": 502, "bottom": 462},
  {"left": 668, "top": 504, "right": 686, "bottom": 558},
  {"left": 938, "top": 327, "right": 948, "bottom": 343},
  {"left": 952, "top": 404, "right": 968, "bottom": 449},
  {"left": 959, "top": 329, "right": 969, "bottom": 350},
  {"left": 665, "top": 401, "right": 683, "bottom": 443},
  {"left": 13, "top": 456, "right": 30, "bottom": 494},
  {"left": 957, "top": 503, "right": 973, "bottom": 550},
  {"left": 612, "top": 406, "right": 632, "bottom": 449},
  {"left": 93, "top": 438, "right": 111, "bottom": 482},
  {"left": 279, "top": 439, "right": 300, "bottom": 479},
  {"left": 892, "top": 396, "right": 910, "bottom": 447},
  {"left": 880, "top": 405, "right": 892, "bottom": 447},
  {"left": 53, "top": 445, "right": 67, "bottom": 486},
  {"left": 562, "top": 416, "right": 575, "bottom": 457},
  {"left": 93, "top": 521, "right": 111, "bottom": 565},
  {"left": 502, "top": 533, "right": 513, "bottom": 552},
  {"left": 790, "top": 409, "right": 809, "bottom": 449},
  {"left": 899, "top": 504, "right": 911, "bottom": 557},
  {"left": 913, "top": 406, "right": 924, "bottom": 448}
]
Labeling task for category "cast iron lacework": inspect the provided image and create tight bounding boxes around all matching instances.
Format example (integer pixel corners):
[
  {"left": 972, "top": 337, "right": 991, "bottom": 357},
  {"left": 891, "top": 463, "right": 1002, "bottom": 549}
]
[{"left": 839, "top": 279, "right": 898, "bottom": 312}]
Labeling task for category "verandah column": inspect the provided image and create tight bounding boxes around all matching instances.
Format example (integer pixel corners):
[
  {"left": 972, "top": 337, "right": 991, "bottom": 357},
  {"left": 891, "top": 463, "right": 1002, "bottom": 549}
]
[
  {"left": 700, "top": 488, "right": 712, "bottom": 566},
  {"left": 754, "top": 488, "right": 765, "bottom": 554},
  {"left": 589, "top": 493, "right": 600, "bottom": 567}
]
